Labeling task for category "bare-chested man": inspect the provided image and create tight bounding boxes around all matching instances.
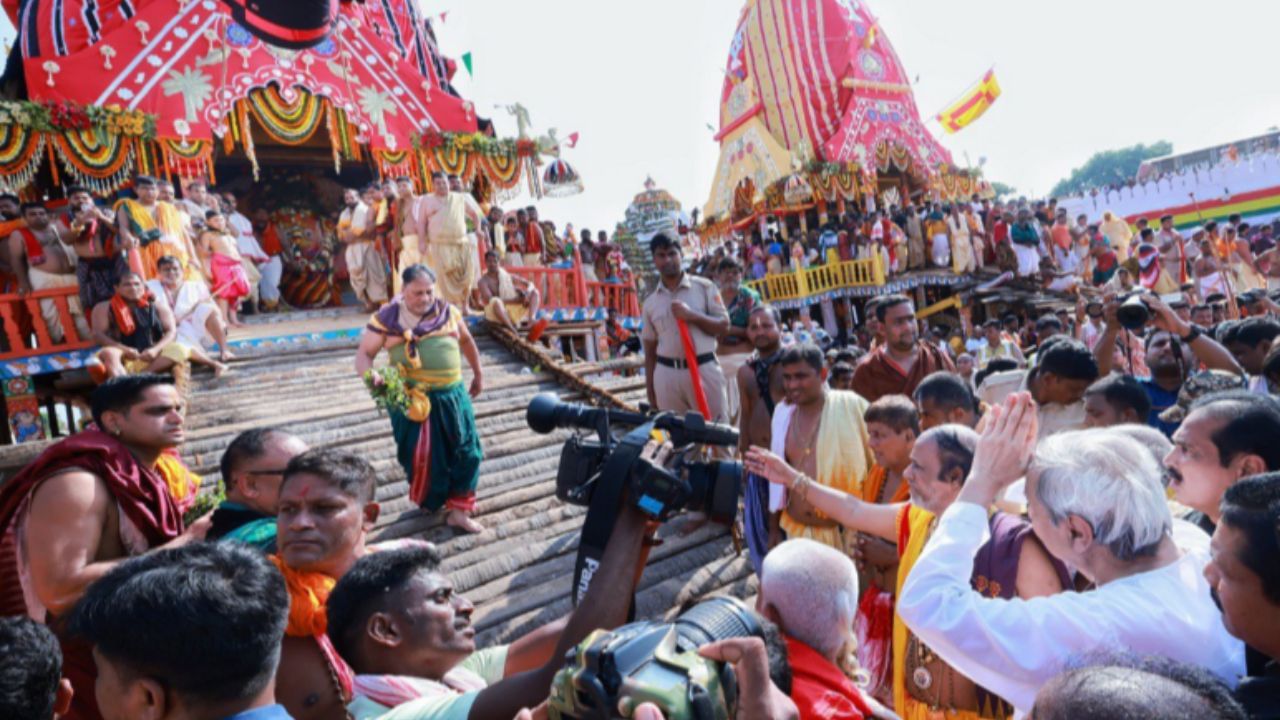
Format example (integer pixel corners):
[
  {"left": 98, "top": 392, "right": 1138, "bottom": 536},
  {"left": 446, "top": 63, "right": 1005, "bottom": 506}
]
[
  {"left": 7, "top": 201, "right": 90, "bottom": 342},
  {"left": 0, "top": 374, "right": 209, "bottom": 719},
  {"left": 1195, "top": 238, "right": 1230, "bottom": 301},
  {"left": 393, "top": 175, "right": 425, "bottom": 294},
  {"left": 62, "top": 185, "right": 128, "bottom": 313},
  {"left": 474, "top": 250, "right": 540, "bottom": 330},
  {"left": 737, "top": 303, "right": 784, "bottom": 573},
  {"left": 768, "top": 343, "right": 874, "bottom": 558}
]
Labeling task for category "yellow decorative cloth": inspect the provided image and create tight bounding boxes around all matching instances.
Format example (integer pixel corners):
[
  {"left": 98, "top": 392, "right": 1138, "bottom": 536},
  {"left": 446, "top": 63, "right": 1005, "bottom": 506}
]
[
  {"left": 155, "top": 452, "right": 199, "bottom": 514},
  {"left": 779, "top": 390, "right": 873, "bottom": 544},
  {"left": 270, "top": 555, "right": 337, "bottom": 638},
  {"left": 892, "top": 506, "right": 1001, "bottom": 720}
]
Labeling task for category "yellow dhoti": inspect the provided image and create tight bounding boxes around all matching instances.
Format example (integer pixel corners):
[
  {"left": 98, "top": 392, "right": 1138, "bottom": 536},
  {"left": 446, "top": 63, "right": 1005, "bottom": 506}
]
[
  {"left": 107, "top": 341, "right": 192, "bottom": 374},
  {"left": 484, "top": 296, "right": 528, "bottom": 325},
  {"left": 428, "top": 237, "right": 478, "bottom": 309},
  {"left": 1232, "top": 262, "right": 1267, "bottom": 293},
  {"left": 396, "top": 233, "right": 426, "bottom": 295}
]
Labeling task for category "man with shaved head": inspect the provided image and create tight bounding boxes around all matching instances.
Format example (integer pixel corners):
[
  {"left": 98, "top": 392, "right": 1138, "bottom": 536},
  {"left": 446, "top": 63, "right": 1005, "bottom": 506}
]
[{"left": 757, "top": 538, "right": 888, "bottom": 718}]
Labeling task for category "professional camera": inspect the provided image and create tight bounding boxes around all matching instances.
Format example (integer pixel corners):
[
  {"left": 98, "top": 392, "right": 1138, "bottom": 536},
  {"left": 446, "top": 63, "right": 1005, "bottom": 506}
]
[
  {"left": 547, "top": 596, "right": 762, "bottom": 720},
  {"left": 527, "top": 393, "right": 742, "bottom": 605},
  {"left": 1116, "top": 292, "right": 1152, "bottom": 330},
  {"left": 527, "top": 394, "right": 742, "bottom": 523}
]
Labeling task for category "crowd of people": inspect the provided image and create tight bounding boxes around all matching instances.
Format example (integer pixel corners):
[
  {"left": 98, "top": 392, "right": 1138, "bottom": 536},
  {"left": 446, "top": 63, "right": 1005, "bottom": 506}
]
[
  {"left": 1, "top": 196, "right": 1279, "bottom": 720},
  {"left": 702, "top": 195, "right": 1280, "bottom": 308}
]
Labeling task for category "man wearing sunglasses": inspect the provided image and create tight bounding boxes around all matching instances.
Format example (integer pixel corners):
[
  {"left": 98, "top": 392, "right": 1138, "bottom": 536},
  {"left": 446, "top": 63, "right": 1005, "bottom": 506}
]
[{"left": 208, "top": 427, "right": 310, "bottom": 552}]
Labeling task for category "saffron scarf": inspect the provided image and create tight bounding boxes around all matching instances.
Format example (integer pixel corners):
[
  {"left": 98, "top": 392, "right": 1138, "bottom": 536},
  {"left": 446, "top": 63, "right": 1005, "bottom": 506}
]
[
  {"left": 270, "top": 554, "right": 337, "bottom": 637},
  {"left": 110, "top": 291, "right": 151, "bottom": 337},
  {"left": 17, "top": 228, "right": 46, "bottom": 266},
  {"left": 155, "top": 450, "right": 200, "bottom": 515}
]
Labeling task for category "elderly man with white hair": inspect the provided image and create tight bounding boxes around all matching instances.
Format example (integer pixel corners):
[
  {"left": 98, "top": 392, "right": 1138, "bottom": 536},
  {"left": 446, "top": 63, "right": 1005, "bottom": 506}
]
[
  {"left": 749, "top": 423, "right": 1068, "bottom": 717},
  {"left": 896, "top": 393, "right": 1244, "bottom": 716},
  {"left": 758, "top": 538, "right": 890, "bottom": 719}
]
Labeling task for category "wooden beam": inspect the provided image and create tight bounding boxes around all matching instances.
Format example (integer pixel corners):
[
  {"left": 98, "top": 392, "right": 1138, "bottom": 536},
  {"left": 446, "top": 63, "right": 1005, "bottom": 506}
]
[{"left": 916, "top": 295, "right": 961, "bottom": 319}]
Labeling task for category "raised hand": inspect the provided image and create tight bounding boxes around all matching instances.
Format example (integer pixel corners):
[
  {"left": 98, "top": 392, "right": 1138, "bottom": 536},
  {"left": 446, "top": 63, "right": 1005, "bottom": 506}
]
[{"left": 960, "top": 391, "right": 1039, "bottom": 508}]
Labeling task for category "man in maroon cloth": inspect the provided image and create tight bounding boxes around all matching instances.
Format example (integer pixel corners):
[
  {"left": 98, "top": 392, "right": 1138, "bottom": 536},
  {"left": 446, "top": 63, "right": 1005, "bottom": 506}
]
[
  {"left": 852, "top": 295, "right": 955, "bottom": 403},
  {"left": 0, "top": 374, "right": 209, "bottom": 720}
]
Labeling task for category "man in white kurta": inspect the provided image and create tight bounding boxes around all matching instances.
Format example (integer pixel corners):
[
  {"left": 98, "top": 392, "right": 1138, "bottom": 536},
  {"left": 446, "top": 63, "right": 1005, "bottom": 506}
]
[{"left": 897, "top": 411, "right": 1243, "bottom": 717}]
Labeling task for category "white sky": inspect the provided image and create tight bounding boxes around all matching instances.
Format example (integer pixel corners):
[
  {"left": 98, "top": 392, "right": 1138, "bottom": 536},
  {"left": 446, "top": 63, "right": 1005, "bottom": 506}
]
[
  {"left": 442, "top": 0, "right": 1280, "bottom": 232},
  {"left": 5, "top": 1, "right": 1279, "bottom": 233}
]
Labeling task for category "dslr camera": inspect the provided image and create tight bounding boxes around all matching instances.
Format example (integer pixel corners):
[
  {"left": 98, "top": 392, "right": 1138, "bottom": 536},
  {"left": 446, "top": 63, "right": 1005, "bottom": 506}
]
[{"left": 547, "top": 596, "right": 763, "bottom": 720}]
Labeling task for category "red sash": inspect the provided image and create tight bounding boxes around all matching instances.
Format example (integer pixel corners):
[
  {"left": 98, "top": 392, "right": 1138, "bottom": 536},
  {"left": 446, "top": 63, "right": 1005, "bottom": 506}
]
[
  {"left": 110, "top": 292, "right": 150, "bottom": 337},
  {"left": 18, "top": 228, "right": 45, "bottom": 266}
]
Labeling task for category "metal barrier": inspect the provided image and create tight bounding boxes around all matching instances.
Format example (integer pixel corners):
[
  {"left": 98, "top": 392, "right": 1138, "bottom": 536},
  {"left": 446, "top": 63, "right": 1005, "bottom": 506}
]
[{"left": 746, "top": 255, "right": 886, "bottom": 303}]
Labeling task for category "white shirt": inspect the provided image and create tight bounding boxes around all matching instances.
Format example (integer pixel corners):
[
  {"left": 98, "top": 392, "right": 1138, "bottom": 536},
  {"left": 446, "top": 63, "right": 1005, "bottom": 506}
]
[
  {"left": 898, "top": 503, "right": 1244, "bottom": 717},
  {"left": 340, "top": 202, "right": 371, "bottom": 235},
  {"left": 147, "top": 278, "right": 210, "bottom": 320},
  {"left": 976, "top": 369, "right": 1086, "bottom": 439}
]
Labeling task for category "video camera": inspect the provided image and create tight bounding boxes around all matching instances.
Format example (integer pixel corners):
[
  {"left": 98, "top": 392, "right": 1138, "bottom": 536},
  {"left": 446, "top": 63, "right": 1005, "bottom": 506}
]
[
  {"left": 547, "top": 596, "right": 762, "bottom": 720},
  {"left": 527, "top": 394, "right": 742, "bottom": 605}
]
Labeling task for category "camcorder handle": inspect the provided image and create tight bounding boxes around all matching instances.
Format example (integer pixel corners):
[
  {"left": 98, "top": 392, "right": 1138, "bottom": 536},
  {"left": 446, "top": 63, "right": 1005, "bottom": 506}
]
[{"left": 570, "top": 421, "right": 655, "bottom": 614}]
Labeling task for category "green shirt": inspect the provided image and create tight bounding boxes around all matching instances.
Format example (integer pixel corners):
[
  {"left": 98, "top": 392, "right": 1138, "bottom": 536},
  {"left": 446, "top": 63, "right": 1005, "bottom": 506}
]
[{"left": 348, "top": 646, "right": 509, "bottom": 720}]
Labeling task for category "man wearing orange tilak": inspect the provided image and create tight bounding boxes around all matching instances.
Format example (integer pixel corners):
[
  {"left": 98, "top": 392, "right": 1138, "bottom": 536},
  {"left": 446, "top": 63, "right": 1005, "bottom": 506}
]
[{"left": 269, "top": 448, "right": 390, "bottom": 720}]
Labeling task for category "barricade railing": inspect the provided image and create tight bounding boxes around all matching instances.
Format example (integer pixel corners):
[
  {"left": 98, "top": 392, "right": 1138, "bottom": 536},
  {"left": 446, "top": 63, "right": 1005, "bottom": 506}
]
[{"left": 0, "top": 287, "right": 94, "bottom": 360}]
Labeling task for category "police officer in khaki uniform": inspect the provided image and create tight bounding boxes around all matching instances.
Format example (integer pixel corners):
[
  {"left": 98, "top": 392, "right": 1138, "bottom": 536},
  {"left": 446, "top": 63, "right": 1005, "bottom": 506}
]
[{"left": 641, "top": 233, "right": 731, "bottom": 423}]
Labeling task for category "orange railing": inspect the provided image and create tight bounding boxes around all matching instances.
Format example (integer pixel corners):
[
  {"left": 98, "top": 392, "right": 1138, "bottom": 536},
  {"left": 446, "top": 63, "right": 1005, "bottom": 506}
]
[
  {"left": 586, "top": 280, "right": 641, "bottom": 317},
  {"left": 0, "top": 287, "right": 94, "bottom": 360},
  {"left": 507, "top": 247, "right": 639, "bottom": 318}
]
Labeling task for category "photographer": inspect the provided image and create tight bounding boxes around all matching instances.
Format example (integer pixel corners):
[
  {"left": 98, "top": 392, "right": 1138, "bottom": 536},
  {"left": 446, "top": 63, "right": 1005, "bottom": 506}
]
[
  {"left": 326, "top": 444, "right": 663, "bottom": 720},
  {"left": 1092, "top": 292, "right": 1242, "bottom": 434}
]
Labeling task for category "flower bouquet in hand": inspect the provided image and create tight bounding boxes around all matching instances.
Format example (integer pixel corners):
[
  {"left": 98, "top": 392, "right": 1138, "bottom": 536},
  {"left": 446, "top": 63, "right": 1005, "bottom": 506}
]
[{"left": 364, "top": 367, "right": 411, "bottom": 414}]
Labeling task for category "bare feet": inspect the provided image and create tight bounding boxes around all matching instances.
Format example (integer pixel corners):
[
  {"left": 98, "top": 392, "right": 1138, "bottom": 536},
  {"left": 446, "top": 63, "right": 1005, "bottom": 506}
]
[
  {"left": 445, "top": 509, "right": 483, "bottom": 534},
  {"left": 213, "top": 361, "right": 228, "bottom": 378},
  {"left": 219, "top": 348, "right": 236, "bottom": 362}
]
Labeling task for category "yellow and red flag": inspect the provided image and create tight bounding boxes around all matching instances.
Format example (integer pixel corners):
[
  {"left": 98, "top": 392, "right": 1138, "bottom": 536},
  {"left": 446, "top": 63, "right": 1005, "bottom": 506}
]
[{"left": 936, "top": 69, "right": 1001, "bottom": 134}]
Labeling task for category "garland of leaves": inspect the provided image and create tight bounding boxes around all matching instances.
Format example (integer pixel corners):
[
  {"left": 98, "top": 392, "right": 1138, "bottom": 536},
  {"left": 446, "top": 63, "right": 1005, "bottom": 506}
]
[{"left": 0, "top": 100, "right": 155, "bottom": 139}]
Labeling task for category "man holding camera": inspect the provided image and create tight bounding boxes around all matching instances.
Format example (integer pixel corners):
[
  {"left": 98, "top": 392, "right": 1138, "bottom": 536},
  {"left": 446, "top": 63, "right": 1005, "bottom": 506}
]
[
  {"left": 641, "top": 232, "right": 731, "bottom": 424},
  {"left": 1092, "top": 292, "right": 1242, "bottom": 434},
  {"left": 325, "top": 445, "right": 661, "bottom": 720}
]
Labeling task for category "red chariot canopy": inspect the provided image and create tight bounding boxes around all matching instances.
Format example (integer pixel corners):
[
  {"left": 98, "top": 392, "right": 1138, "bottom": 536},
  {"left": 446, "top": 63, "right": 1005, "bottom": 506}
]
[{"left": 17, "top": 0, "right": 477, "bottom": 152}]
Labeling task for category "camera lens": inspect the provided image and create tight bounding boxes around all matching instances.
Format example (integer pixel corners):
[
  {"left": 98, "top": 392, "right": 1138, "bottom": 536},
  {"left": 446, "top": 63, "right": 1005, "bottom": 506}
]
[
  {"left": 1116, "top": 295, "right": 1150, "bottom": 330},
  {"left": 673, "top": 596, "right": 761, "bottom": 650}
]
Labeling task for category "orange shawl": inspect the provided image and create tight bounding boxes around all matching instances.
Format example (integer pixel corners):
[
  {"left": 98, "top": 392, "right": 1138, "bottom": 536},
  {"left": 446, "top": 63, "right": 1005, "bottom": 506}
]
[
  {"left": 269, "top": 555, "right": 337, "bottom": 637},
  {"left": 859, "top": 464, "right": 910, "bottom": 504}
]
